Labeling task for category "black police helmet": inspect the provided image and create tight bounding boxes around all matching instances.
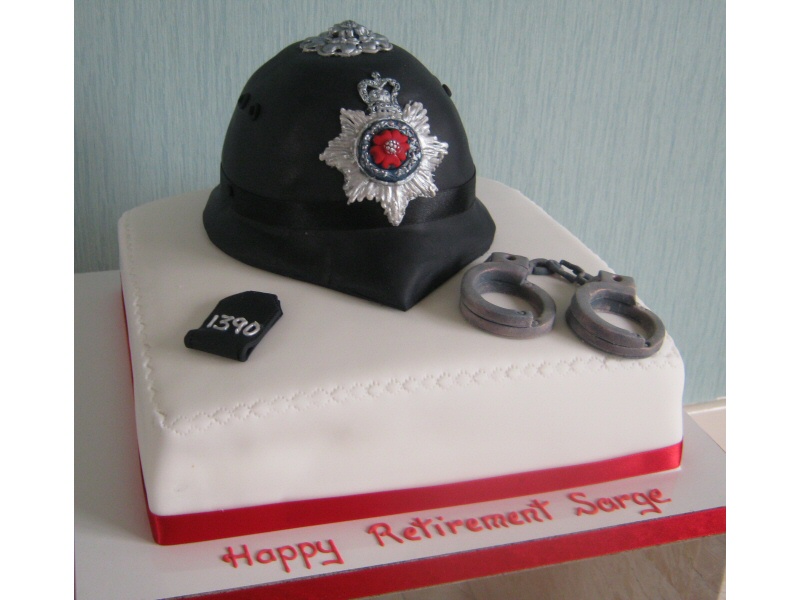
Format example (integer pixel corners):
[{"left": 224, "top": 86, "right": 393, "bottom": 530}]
[{"left": 204, "top": 21, "right": 495, "bottom": 310}]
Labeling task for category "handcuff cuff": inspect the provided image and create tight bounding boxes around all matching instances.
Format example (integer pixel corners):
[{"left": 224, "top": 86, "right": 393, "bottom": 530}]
[{"left": 459, "top": 252, "right": 665, "bottom": 358}]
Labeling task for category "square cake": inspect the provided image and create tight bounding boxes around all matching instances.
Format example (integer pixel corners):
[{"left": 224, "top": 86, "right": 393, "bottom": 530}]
[{"left": 119, "top": 178, "right": 684, "bottom": 545}]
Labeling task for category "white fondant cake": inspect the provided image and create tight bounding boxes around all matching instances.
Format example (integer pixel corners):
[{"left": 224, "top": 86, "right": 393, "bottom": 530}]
[{"left": 119, "top": 178, "right": 684, "bottom": 544}]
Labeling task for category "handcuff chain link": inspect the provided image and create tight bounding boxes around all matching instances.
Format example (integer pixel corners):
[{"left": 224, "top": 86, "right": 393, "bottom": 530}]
[{"left": 528, "top": 258, "right": 595, "bottom": 286}]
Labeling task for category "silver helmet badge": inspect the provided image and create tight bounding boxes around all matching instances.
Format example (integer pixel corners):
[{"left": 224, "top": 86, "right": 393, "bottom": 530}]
[{"left": 320, "top": 72, "right": 449, "bottom": 226}]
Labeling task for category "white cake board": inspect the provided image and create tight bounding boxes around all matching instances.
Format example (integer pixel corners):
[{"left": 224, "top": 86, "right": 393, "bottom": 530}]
[{"left": 75, "top": 271, "right": 724, "bottom": 600}]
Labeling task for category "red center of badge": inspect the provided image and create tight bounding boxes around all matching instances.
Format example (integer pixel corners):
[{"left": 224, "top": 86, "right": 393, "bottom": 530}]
[{"left": 370, "top": 129, "right": 409, "bottom": 169}]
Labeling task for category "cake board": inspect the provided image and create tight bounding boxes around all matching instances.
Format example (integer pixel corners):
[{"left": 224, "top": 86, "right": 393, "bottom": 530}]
[{"left": 75, "top": 264, "right": 725, "bottom": 598}]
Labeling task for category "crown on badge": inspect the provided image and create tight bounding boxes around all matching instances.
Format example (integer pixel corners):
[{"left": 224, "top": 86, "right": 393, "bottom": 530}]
[{"left": 358, "top": 72, "right": 401, "bottom": 115}]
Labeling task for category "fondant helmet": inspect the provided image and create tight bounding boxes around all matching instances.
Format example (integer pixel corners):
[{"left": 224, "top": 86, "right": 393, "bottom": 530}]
[{"left": 204, "top": 21, "right": 495, "bottom": 310}]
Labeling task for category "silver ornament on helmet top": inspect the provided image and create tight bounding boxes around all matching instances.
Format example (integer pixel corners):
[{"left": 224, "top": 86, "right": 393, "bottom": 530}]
[{"left": 299, "top": 20, "right": 393, "bottom": 57}]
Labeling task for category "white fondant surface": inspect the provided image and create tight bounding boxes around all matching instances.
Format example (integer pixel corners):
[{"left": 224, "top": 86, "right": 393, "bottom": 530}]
[{"left": 119, "top": 178, "right": 684, "bottom": 517}]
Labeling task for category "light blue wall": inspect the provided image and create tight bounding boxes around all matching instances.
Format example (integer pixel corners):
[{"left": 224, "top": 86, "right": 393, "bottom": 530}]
[{"left": 75, "top": 0, "right": 724, "bottom": 405}]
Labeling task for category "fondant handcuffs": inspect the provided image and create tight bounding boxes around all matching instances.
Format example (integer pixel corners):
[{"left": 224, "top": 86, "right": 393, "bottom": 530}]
[{"left": 460, "top": 253, "right": 665, "bottom": 358}]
